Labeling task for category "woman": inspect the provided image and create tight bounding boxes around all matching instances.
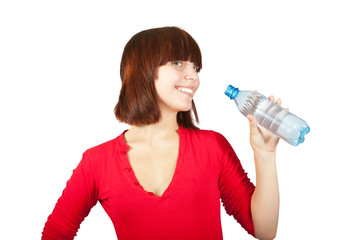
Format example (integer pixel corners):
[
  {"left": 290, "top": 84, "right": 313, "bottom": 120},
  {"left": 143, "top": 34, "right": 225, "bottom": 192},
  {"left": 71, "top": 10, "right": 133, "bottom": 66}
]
[{"left": 42, "top": 26, "right": 280, "bottom": 240}]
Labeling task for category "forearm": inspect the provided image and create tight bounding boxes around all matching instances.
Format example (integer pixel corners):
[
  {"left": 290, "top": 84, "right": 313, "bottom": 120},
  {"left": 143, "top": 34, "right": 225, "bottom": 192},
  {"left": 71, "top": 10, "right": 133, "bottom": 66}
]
[{"left": 251, "top": 150, "right": 279, "bottom": 240}]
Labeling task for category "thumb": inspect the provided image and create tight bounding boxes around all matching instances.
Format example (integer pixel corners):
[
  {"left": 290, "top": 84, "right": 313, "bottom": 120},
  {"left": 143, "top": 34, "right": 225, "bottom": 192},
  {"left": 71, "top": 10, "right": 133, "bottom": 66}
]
[{"left": 247, "top": 114, "right": 258, "bottom": 134}]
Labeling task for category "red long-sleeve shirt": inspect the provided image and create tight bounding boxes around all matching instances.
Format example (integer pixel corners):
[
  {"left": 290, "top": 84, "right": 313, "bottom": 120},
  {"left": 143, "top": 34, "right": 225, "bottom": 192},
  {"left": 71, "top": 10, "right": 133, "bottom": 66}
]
[{"left": 42, "top": 127, "right": 255, "bottom": 239}]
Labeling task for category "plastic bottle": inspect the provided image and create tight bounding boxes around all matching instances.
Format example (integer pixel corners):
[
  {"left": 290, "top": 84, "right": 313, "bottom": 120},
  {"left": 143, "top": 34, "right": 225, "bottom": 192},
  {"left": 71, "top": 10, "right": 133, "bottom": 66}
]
[{"left": 224, "top": 85, "right": 310, "bottom": 146}]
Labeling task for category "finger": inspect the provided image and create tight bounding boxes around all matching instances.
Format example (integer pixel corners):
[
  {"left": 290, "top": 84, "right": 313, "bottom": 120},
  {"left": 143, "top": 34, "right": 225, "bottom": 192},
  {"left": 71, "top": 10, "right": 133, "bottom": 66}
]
[
  {"left": 268, "top": 95, "right": 275, "bottom": 102},
  {"left": 247, "top": 114, "right": 259, "bottom": 135},
  {"left": 285, "top": 107, "right": 289, "bottom": 111},
  {"left": 276, "top": 98, "right": 282, "bottom": 106}
]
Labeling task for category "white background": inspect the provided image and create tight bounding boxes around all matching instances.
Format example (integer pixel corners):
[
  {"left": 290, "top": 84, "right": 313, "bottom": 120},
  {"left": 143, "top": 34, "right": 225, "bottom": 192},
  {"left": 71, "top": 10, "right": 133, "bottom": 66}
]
[{"left": 1, "top": 0, "right": 359, "bottom": 239}]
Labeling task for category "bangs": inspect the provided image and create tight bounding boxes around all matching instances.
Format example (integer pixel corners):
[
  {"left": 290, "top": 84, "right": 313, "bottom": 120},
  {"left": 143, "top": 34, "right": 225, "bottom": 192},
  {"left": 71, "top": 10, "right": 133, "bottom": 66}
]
[{"left": 156, "top": 27, "right": 202, "bottom": 70}]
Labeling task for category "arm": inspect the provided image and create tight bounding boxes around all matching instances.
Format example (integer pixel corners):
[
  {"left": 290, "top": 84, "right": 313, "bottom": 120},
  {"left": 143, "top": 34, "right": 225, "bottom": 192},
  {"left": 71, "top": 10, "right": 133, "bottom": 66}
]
[
  {"left": 42, "top": 151, "right": 98, "bottom": 239},
  {"left": 217, "top": 132, "right": 256, "bottom": 237},
  {"left": 250, "top": 150, "right": 279, "bottom": 240},
  {"left": 247, "top": 96, "right": 282, "bottom": 240}
]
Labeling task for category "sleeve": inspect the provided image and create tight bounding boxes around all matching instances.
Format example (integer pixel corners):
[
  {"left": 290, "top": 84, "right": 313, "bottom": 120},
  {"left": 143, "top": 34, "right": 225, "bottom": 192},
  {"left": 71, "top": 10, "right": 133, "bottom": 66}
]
[
  {"left": 216, "top": 132, "right": 256, "bottom": 237},
  {"left": 42, "top": 150, "right": 99, "bottom": 240}
]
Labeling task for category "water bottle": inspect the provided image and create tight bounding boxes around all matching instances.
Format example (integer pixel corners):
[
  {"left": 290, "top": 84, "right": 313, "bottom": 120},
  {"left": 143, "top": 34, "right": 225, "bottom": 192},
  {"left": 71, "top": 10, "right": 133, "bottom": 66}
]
[{"left": 225, "top": 85, "right": 310, "bottom": 146}]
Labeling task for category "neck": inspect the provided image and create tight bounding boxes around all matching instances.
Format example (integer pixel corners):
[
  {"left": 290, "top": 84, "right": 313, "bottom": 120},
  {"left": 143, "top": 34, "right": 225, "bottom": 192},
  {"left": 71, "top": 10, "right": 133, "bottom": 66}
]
[{"left": 127, "top": 111, "right": 179, "bottom": 141}]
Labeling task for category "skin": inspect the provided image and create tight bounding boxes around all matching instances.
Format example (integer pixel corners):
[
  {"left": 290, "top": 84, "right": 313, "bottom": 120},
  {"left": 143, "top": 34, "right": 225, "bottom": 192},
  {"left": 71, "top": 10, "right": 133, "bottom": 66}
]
[
  {"left": 124, "top": 61, "right": 199, "bottom": 197},
  {"left": 124, "top": 60, "right": 280, "bottom": 239}
]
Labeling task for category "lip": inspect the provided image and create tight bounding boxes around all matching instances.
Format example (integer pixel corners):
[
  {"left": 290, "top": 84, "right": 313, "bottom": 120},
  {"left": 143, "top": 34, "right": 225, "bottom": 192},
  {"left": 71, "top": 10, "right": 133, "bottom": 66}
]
[{"left": 175, "top": 85, "right": 195, "bottom": 90}]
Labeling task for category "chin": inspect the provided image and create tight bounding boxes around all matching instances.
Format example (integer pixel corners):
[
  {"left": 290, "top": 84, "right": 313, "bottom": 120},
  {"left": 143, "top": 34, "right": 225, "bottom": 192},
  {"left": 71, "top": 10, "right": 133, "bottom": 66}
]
[
  {"left": 178, "top": 104, "right": 192, "bottom": 112},
  {"left": 179, "top": 109, "right": 191, "bottom": 113}
]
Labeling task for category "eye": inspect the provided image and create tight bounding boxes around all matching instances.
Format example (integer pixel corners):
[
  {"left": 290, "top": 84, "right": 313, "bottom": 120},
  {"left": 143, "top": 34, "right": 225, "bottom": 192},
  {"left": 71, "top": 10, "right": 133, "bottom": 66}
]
[
  {"left": 172, "top": 61, "right": 183, "bottom": 67},
  {"left": 193, "top": 66, "right": 200, "bottom": 73}
]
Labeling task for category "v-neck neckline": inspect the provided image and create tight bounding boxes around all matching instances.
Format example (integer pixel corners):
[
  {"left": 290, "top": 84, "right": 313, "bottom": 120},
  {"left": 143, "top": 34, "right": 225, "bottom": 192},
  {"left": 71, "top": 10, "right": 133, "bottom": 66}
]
[{"left": 118, "top": 126, "right": 186, "bottom": 199}]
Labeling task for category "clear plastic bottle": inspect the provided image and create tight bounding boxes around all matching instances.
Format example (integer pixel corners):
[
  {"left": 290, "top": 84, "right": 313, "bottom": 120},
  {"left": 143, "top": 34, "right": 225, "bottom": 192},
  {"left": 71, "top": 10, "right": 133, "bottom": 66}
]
[{"left": 225, "top": 85, "right": 310, "bottom": 146}]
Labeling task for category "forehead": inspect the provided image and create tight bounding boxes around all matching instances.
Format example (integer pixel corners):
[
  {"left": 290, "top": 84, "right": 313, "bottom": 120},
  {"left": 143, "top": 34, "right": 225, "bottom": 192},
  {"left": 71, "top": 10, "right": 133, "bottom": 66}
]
[{"left": 150, "top": 29, "right": 202, "bottom": 68}]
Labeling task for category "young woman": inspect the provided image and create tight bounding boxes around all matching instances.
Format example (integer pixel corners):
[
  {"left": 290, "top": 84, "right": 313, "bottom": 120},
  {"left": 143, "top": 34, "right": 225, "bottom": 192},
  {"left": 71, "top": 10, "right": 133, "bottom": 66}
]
[{"left": 42, "top": 27, "right": 280, "bottom": 240}]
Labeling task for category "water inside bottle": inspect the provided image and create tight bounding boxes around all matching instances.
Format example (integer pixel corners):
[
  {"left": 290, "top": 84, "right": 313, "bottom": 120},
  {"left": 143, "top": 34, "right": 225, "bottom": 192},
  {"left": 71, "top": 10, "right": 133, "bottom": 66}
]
[
  {"left": 254, "top": 100, "right": 290, "bottom": 134},
  {"left": 235, "top": 93, "right": 290, "bottom": 136}
]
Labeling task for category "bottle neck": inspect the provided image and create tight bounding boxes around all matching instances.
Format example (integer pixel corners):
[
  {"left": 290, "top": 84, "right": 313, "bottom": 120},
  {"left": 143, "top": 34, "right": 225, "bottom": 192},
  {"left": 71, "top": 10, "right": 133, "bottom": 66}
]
[{"left": 225, "top": 85, "right": 240, "bottom": 100}]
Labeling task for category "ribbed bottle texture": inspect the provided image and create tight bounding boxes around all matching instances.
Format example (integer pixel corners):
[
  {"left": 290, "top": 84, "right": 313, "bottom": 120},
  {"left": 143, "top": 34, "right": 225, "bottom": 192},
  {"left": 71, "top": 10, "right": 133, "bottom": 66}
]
[{"left": 225, "top": 85, "right": 310, "bottom": 146}]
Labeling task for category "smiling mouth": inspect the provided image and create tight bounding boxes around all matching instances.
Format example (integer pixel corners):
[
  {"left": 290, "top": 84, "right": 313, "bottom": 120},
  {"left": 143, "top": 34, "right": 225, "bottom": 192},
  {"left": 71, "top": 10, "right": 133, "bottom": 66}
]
[{"left": 176, "top": 87, "right": 194, "bottom": 95}]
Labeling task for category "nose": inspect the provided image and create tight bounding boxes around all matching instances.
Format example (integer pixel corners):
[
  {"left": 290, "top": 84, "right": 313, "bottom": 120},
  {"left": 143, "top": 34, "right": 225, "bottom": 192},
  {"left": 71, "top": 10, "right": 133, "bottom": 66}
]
[{"left": 184, "top": 62, "right": 199, "bottom": 81}]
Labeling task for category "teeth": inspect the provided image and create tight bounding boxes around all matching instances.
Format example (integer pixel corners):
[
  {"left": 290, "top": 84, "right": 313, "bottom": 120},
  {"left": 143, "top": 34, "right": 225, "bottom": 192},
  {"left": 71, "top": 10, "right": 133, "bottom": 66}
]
[{"left": 177, "top": 87, "right": 193, "bottom": 94}]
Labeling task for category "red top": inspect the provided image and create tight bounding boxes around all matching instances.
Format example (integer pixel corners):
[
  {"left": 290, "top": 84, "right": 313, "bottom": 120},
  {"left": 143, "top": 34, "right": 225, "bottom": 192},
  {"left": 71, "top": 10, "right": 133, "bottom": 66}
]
[{"left": 42, "top": 127, "right": 255, "bottom": 240}]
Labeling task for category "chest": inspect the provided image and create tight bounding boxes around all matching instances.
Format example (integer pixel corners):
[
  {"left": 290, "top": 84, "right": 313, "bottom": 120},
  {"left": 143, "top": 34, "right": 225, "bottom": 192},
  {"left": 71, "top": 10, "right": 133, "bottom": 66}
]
[{"left": 127, "top": 142, "right": 179, "bottom": 197}]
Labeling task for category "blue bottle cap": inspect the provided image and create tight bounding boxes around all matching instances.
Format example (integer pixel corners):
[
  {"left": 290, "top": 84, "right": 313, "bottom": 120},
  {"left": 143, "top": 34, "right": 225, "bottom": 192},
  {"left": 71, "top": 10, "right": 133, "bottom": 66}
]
[{"left": 225, "top": 85, "right": 239, "bottom": 100}]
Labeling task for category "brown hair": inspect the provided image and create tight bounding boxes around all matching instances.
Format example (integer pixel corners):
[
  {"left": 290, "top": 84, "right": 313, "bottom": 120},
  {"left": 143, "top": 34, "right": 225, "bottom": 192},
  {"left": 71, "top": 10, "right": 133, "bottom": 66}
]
[{"left": 114, "top": 26, "right": 202, "bottom": 129}]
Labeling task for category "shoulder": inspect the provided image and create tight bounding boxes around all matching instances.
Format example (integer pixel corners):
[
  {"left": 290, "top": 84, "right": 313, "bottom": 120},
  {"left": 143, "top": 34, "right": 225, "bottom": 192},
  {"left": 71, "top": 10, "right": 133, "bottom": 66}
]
[
  {"left": 183, "top": 128, "right": 231, "bottom": 153},
  {"left": 84, "top": 135, "right": 121, "bottom": 160},
  {"left": 185, "top": 128, "right": 227, "bottom": 143}
]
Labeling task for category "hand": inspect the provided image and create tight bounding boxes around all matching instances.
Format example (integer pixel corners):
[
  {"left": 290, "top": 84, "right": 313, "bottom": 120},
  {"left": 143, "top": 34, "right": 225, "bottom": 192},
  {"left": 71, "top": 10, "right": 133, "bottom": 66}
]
[{"left": 247, "top": 95, "right": 287, "bottom": 153}]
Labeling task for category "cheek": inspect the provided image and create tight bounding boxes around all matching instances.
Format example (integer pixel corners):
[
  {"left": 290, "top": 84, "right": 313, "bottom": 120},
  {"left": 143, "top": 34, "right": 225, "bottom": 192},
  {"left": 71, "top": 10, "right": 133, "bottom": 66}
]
[{"left": 195, "top": 80, "right": 200, "bottom": 91}]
